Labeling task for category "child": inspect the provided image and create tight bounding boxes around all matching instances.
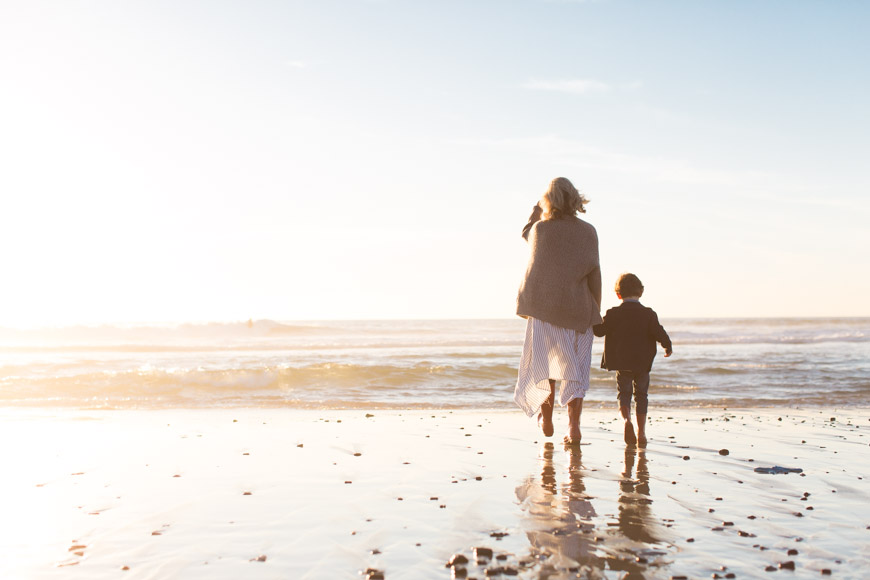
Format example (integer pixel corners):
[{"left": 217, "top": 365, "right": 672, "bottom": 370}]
[{"left": 593, "top": 273, "right": 672, "bottom": 447}]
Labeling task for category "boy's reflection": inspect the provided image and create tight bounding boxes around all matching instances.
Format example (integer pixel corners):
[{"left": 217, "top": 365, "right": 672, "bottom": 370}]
[
  {"left": 618, "top": 447, "right": 659, "bottom": 544},
  {"left": 516, "top": 444, "right": 665, "bottom": 576}
]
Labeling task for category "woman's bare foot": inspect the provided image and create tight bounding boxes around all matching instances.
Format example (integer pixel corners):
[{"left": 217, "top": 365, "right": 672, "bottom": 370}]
[
  {"left": 537, "top": 385, "right": 556, "bottom": 437},
  {"left": 637, "top": 435, "right": 648, "bottom": 448},
  {"left": 563, "top": 397, "right": 583, "bottom": 445},
  {"left": 563, "top": 429, "right": 581, "bottom": 446},
  {"left": 538, "top": 409, "right": 554, "bottom": 437},
  {"left": 624, "top": 420, "right": 637, "bottom": 446}
]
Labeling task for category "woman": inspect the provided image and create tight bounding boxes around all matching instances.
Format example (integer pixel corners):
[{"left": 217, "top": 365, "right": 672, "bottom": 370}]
[{"left": 515, "top": 177, "right": 602, "bottom": 444}]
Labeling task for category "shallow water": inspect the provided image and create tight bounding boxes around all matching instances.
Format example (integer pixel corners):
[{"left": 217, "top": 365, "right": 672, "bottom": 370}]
[{"left": 0, "top": 318, "right": 867, "bottom": 409}]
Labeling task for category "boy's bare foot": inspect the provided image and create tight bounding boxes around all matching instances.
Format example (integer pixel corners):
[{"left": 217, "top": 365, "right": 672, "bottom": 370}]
[
  {"left": 624, "top": 421, "right": 637, "bottom": 446},
  {"left": 537, "top": 412, "right": 554, "bottom": 437}
]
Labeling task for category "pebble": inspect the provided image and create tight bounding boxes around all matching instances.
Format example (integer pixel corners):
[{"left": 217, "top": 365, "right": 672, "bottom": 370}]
[
  {"left": 779, "top": 561, "right": 796, "bottom": 570},
  {"left": 788, "top": 549, "right": 799, "bottom": 556},
  {"left": 121, "top": 566, "right": 129, "bottom": 570},
  {"left": 250, "top": 555, "right": 267, "bottom": 562},
  {"left": 446, "top": 554, "right": 469, "bottom": 567},
  {"left": 474, "top": 547, "right": 494, "bottom": 561},
  {"left": 719, "top": 449, "right": 730, "bottom": 455}
]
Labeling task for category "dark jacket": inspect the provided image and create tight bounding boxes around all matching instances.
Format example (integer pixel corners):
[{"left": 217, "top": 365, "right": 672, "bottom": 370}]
[{"left": 593, "top": 301, "right": 672, "bottom": 373}]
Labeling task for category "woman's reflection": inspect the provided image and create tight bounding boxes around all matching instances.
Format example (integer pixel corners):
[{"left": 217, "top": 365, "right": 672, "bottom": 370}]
[
  {"left": 516, "top": 444, "right": 667, "bottom": 577},
  {"left": 516, "top": 443, "right": 601, "bottom": 571}
]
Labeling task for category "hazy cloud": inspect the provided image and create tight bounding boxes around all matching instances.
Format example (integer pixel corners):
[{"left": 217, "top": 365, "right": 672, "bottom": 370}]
[{"left": 524, "top": 78, "right": 611, "bottom": 94}]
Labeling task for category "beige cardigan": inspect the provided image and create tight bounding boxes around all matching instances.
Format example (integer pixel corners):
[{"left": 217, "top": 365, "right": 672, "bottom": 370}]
[{"left": 516, "top": 216, "right": 602, "bottom": 332}]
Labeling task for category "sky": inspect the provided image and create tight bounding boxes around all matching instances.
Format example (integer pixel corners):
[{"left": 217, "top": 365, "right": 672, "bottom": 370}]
[{"left": 1, "top": 0, "right": 869, "bottom": 326}]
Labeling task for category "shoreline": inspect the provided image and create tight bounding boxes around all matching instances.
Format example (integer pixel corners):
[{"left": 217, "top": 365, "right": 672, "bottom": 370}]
[{"left": 5, "top": 407, "right": 869, "bottom": 578}]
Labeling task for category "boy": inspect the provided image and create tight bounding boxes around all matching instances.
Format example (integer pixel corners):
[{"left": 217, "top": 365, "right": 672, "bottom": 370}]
[{"left": 593, "top": 273, "right": 672, "bottom": 447}]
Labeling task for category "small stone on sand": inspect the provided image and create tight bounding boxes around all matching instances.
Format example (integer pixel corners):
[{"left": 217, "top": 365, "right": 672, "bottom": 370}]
[{"left": 446, "top": 554, "right": 469, "bottom": 567}]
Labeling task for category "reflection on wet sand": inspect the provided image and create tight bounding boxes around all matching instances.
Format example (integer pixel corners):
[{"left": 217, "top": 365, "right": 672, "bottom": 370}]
[
  {"left": 618, "top": 448, "right": 659, "bottom": 544},
  {"left": 516, "top": 444, "right": 670, "bottom": 578}
]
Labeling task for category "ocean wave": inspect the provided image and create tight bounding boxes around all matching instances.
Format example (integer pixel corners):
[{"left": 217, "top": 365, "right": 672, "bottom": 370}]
[
  {"left": 0, "top": 361, "right": 521, "bottom": 405},
  {"left": 671, "top": 331, "right": 868, "bottom": 345}
]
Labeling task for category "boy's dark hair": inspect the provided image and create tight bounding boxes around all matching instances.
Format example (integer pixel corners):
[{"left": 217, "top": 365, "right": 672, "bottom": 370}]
[{"left": 615, "top": 273, "right": 644, "bottom": 297}]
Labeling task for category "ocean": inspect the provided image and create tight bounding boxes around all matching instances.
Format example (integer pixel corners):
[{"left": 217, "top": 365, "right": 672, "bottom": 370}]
[{"left": 0, "top": 318, "right": 867, "bottom": 410}]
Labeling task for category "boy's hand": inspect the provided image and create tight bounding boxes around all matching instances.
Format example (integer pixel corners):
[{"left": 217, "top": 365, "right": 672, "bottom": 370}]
[{"left": 664, "top": 348, "right": 673, "bottom": 358}]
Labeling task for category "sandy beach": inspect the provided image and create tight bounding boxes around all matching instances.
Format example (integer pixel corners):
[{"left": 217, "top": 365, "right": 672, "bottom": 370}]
[{"left": 5, "top": 407, "right": 869, "bottom": 579}]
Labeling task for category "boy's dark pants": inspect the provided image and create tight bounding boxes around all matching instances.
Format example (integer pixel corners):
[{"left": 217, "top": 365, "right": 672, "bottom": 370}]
[{"left": 616, "top": 371, "right": 650, "bottom": 415}]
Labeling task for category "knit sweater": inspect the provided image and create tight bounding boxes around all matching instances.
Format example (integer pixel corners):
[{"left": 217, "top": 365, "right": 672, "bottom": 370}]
[{"left": 516, "top": 216, "right": 602, "bottom": 332}]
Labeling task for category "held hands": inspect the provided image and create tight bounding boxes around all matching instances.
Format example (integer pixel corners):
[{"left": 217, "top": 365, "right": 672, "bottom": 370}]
[{"left": 664, "top": 348, "right": 673, "bottom": 358}]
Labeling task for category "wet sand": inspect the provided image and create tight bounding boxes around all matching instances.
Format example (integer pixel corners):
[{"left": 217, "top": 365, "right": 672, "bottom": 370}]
[{"left": 4, "top": 407, "right": 869, "bottom": 579}]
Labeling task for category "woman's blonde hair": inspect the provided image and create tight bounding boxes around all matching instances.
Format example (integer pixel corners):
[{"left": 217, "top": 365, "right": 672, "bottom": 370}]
[{"left": 540, "top": 177, "right": 589, "bottom": 220}]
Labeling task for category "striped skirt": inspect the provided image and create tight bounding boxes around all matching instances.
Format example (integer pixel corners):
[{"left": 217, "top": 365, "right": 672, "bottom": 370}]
[{"left": 514, "top": 317, "right": 594, "bottom": 417}]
